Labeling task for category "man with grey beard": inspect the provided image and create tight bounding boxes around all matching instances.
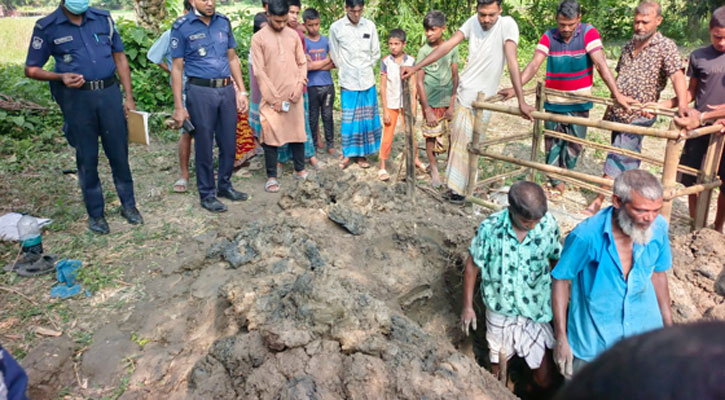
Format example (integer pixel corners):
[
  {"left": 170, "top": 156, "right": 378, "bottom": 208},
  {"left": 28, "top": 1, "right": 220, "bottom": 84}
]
[
  {"left": 550, "top": 169, "right": 672, "bottom": 379},
  {"left": 584, "top": 0, "right": 687, "bottom": 215}
]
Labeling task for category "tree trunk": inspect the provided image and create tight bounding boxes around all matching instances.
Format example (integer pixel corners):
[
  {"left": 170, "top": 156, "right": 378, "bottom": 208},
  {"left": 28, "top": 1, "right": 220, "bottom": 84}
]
[{"left": 134, "top": 0, "right": 167, "bottom": 32}]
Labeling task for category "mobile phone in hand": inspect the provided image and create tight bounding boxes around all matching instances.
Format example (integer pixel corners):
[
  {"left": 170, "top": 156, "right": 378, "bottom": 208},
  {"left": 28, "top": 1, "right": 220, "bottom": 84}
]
[
  {"left": 182, "top": 119, "right": 195, "bottom": 134},
  {"left": 281, "top": 101, "right": 290, "bottom": 112}
]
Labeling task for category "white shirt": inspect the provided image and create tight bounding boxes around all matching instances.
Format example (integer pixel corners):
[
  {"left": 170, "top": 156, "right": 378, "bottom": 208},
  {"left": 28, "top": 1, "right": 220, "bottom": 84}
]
[
  {"left": 456, "top": 15, "right": 519, "bottom": 108},
  {"left": 381, "top": 54, "right": 415, "bottom": 109},
  {"left": 329, "top": 16, "right": 381, "bottom": 91}
]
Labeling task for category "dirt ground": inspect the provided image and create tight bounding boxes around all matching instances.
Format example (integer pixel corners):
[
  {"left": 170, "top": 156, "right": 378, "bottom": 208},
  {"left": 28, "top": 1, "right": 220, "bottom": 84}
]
[{"left": 2, "top": 87, "right": 725, "bottom": 399}]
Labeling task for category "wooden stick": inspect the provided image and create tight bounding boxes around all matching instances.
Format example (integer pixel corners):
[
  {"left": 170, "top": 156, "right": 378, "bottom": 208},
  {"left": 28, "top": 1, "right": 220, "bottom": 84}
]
[
  {"left": 542, "top": 129, "right": 699, "bottom": 176},
  {"left": 660, "top": 124, "right": 684, "bottom": 222},
  {"left": 0, "top": 286, "right": 37, "bottom": 304},
  {"left": 667, "top": 179, "right": 722, "bottom": 200},
  {"left": 529, "top": 82, "right": 546, "bottom": 181},
  {"left": 686, "top": 123, "right": 725, "bottom": 140},
  {"left": 471, "top": 102, "right": 681, "bottom": 140},
  {"left": 402, "top": 79, "right": 416, "bottom": 202},
  {"left": 476, "top": 167, "right": 528, "bottom": 188},
  {"left": 694, "top": 132, "right": 725, "bottom": 229},
  {"left": 543, "top": 87, "right": 677, "bottom": 117},
  {"left": 465, "top": 195, "right": 503, "bottom": 210},
  {"left": 547, "top": 173, "right": 613, "bottom": 197},
  {"left": 483, "top": 87, "right": 537, "bottom": 103},
  {"left": 466, "top": 92, "right": 489, "bottom": 197},
  {"left": 470, "top": 148, "right": 614, "bottom": 186},
  {"left": 480, "top": 133, "right": 533, "bottom": 147}
]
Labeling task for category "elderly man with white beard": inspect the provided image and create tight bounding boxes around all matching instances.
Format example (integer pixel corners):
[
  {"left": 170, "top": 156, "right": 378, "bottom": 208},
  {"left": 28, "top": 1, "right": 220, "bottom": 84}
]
[{"left": 550, "top": 169, "right": 672, "bottom": 379}]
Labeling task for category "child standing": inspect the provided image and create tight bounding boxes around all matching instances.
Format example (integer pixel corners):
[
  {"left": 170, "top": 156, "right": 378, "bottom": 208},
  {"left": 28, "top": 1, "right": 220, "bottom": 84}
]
[
  {"left": 303, "top": 8, "right": 337, "bottom": 155},
  {"left": 379, "top": 29, "right": 418, "bottom": 181},
  {"left": 416, "top": 10, "right": 459, "bottom": 188}
]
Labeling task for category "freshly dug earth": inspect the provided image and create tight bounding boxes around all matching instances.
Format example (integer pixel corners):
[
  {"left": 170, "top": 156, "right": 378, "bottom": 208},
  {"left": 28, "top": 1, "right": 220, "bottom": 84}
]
[{"left": 19, "top": 166, "right": 725, "bottom": 399}]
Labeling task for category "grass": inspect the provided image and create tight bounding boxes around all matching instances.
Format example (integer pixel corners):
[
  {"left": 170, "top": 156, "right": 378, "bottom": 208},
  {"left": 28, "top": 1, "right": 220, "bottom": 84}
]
[{"left": 0, "top": 17, "right": 37, "bottom": 64}]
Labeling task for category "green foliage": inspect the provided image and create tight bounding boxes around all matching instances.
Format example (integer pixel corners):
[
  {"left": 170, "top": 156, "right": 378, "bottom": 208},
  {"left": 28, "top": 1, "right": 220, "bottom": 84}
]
[
  {"left": 228, "top": 7, "right": 255, "bottom": 84},
  {"left": 0, "top": 64, "right": 64, "bottom": 167},
  {"left": 115, "top": 18, "right": 174, "bottom": 111}
]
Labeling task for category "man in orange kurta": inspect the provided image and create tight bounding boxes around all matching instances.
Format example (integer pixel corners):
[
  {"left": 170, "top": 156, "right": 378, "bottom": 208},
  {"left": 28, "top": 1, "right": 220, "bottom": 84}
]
[{"left": 251, "top": 0, "right": 308, "bottom": 192}]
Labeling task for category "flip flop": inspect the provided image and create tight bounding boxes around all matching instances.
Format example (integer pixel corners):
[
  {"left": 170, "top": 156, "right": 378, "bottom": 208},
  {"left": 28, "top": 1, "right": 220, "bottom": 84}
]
[
  {"left": 265, "top": 178, "right": 280, "bottom": 193},
  {"left": 173, "top": 178, "right": 188, "bottom": 193},
  {"left": 340, "top": 158, "right": 352, "bottom": 169},
  {"left": 293, "top": 171, "right": 310, "bottom": 181},
  {"left": 9, "top": 253, "right": 57, "bottom": 277},
  {"left": 357, "top": 159, "right": 371, "bottom": 169},
  {"left": 378, "top": 169, "right": 390, "bottom": 181}
]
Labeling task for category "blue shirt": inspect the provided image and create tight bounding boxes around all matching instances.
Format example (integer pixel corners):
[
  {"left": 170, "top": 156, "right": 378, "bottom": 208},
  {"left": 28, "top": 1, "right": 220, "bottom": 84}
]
[
  {"left": 147, "top": 29, "right": 187, "bottom": 91},
  {"left": 170, "top": 11, "right": 236, "bottom": 79},
  {"left": 552, "top": 206, "right": 672, "bottom": 361},
  {"left": 305, "top": 35, "right": 333, "bottom": 87},
  {"left": 25, "top": 6, "right": 124, "bottom": 80}
]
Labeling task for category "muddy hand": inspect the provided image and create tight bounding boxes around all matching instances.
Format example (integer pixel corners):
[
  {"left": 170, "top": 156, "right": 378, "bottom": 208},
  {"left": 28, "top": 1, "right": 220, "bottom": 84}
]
[
  {"left": 554, "top": 338, "right": 574, "bottom": 379},
  {"left": 460, "top": 307, "right": 477, "bottom": 336}
]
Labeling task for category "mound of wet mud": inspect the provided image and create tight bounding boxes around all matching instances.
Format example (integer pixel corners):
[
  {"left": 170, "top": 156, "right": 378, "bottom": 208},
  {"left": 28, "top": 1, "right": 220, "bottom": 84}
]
[
  {"left": 187, "top": 174, "right": 515, "bottom": 399},
  {"left": 669, "top": 228, "right": 725, "bottom": 322}
]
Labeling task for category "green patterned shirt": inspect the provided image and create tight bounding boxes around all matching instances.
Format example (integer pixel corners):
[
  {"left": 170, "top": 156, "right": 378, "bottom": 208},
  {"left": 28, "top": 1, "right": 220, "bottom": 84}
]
[{"left": 469, "top": 209, "right": 562, "bottom": 322}]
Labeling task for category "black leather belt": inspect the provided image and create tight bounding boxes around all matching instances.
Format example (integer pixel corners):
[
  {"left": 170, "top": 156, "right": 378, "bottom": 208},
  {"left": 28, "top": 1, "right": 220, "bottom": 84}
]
[
  {"left": 79, "top": 76, "right": 117, "bottom": 91},
  {"left": 188, "top": 77, "right": 233, "bottom": 88}
]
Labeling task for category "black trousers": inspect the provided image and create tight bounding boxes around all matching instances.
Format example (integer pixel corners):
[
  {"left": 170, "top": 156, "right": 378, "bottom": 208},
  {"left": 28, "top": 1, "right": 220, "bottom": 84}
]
[
  {"left": 307, "top": 84, "right": 335, "bottom": 148},
  {"left": 56, "top": 82, "right": 135, "bottom": 218},
  {"left": 263, "top": 142, "right": 304, "bottom": 177},
  {"left": 186, "top": 83, "right": 237, "bottom": 200}
]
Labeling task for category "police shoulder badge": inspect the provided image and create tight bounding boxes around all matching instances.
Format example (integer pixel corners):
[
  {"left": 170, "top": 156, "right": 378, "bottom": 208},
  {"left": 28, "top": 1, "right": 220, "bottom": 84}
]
[
  {"left": 32, "top": 36, "right": 43, "bottom": 50},
  {"left": 170, "top": 37, "right": 179, "bottom": 49}
]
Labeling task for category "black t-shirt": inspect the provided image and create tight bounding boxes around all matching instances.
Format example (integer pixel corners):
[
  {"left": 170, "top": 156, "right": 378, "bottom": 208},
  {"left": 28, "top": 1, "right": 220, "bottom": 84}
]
[
  {"left": 687, "top": 45, "right": 725, "bottom": 112},
  {"left": 253, "top": 12, "right": 267, "bottom": 33}
]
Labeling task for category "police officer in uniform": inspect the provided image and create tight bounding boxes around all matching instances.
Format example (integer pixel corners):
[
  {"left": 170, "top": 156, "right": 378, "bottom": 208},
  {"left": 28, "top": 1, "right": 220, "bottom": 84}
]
[
  {"left": 171, "top": 0, "right": 249, "bottom": 212},
  {"left": 25, "top": 0, "right": 142, "bottom": 234}
]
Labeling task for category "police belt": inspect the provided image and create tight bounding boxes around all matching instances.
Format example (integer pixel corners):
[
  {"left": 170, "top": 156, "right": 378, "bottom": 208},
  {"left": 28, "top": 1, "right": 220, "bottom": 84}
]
[
  {"left": 188, "top": 77, "right": 233, "bottom": 88},
  {"left": 79, "top": 76, "right": 117, "bottom": 91}
]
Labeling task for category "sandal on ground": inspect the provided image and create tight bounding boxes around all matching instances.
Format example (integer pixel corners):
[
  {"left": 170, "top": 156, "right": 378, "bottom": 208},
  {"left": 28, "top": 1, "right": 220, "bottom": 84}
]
[
  {"left": 9, "top": 253, "right": 57, "bottom": 277},
  {"left": 294, "top": 171, "right": 310, "bottom": 181},
  {"left": 265, "top": 178, "right": 280, "bottom": 193},
  {"left": 378, "top": 169, "right": 390, "bottom": 181},
  {"left": 173, "top": 178, "right": 188, "bottom": 193},
  {"left": 415, "top": 162, "right": 429, "bottom": 173},
  {"left": 357, "top": 159, "right": 371, "bottom": 169}
]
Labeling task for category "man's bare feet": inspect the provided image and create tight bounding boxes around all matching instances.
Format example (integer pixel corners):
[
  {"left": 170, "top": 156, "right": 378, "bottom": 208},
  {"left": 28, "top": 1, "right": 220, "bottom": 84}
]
[
  {"left": 339, "top": 157, "right": 352, "bottom": 169},
  {"left": 431, "top": 169, "right": 442, "bottom": 188},
  {"left": 327, "top": 148, "right": 338, "bottom": 156},
  {"left": 583, "top": 194, "right": 605, "bottom": 216}
]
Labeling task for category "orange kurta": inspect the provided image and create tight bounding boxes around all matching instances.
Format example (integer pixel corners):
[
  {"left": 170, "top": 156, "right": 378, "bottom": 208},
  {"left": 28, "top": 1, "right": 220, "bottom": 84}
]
[{"left": 250, "top": 25, "right": 308, "bottom": 146}]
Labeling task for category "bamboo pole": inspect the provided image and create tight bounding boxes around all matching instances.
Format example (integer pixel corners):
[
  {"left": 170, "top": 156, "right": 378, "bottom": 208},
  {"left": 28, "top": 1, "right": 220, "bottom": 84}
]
[
  {"left": 480, "top": 133, "right": 533, "bottom": 147},
  {"left": 483, "top": 87, "right": 537, "bottom": 103},
  {"left": 471, "top": 102, "right": 681, "bottom": 140},
  {"left": 476, "top": 167, "right": 528, "bottom": 188},
  {"left": 660, "top": 122, "right": 684, "bottom": 222},
  {"left": 685, "top": 123, "right": 725, "bottom": 140},
  {"left": 542, "top": 129, "right": 699, "bottom": 176},
  {"left": 667, "top": 180, "right": 722, "bottom": 200},
  {"left": 529, "top": 82, "right": 545, "bottom": 181},
  {"left": 544, "top": 87, "right": 677, "bottom": 117},
  {"left": 471, "top": 149, "right": 614, "bottom": 186},
  {"left": 548, "top": 173, "right": 613, "bottom": 197},
  {"left": 466, "top": 92, "right": 489, "bottom": 197},
  {"left": 694, "top": 133, "right": 725, "bottom": 229},
  {"left": 466, "top": 195, "right": 503, "bottom": 210},
  {"left": 402, "top": 79, "right": 416, "bottom": 202}
]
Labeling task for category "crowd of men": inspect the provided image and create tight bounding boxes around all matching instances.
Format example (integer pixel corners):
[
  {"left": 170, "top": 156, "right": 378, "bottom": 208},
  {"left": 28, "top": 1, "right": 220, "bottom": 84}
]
[{"left": 15, "top": 0, "right": 725, "bottom": 396}]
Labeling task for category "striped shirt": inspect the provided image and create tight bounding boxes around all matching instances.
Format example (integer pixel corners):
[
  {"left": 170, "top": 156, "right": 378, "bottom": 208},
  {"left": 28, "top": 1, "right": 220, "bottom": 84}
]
[{"left": 536, "top": 23, "right": 603, "bottom": 112}]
